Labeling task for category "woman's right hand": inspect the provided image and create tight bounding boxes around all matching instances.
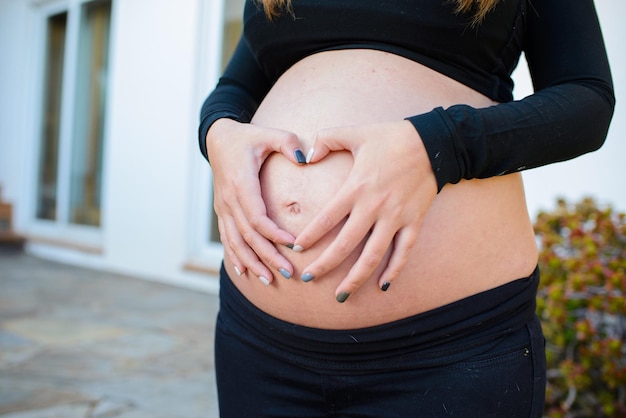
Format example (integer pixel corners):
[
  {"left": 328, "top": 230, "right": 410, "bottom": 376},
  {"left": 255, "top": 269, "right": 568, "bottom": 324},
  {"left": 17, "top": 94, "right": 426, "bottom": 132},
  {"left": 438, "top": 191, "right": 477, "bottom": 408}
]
[{"left": 206, "top": 118, "right": 305, "bottom": 284}]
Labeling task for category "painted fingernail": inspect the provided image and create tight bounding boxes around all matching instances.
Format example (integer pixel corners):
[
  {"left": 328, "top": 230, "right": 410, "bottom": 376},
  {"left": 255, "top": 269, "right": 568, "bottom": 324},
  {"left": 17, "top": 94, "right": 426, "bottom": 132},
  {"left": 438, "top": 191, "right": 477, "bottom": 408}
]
[
  {"left": 294, "top": 149, "right": 306, "bottom": 164},
  {"left": 292, "top": 245, "right": 304, "bottom": 253},
  {"left": 301, "top": 272, "right": 315, "bottom": 282},
  {"left": 305, "top": 148, "right": 315, "bottom": 164},
  {"left": 279, "top": 268, "right": 291, "bottom": 279},
  {"left": 234, "top": 266, "right": 243, "bottom": 276},
  {"left": 258, "top": 276, "right": 270, "bottom": 286},
  {"left": 336, "top": 292, "right": 350, "bottom": 303},
  {"left": 381, "top": 282, "right": 391, "bottom": 292}
]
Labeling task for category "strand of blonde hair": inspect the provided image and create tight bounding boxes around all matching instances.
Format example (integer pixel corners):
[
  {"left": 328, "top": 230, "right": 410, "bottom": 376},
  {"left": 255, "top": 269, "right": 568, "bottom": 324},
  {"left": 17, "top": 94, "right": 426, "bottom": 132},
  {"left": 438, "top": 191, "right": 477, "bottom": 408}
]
[{"left": 451, "top": 0, "right": 500, "bottom": 25}]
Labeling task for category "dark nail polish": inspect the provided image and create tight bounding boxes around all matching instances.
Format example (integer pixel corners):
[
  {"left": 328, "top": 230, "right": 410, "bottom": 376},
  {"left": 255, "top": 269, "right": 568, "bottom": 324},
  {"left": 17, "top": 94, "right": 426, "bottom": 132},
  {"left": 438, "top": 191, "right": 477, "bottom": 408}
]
[
  {"left": 279, "top": 269, "right": 291, "bottom": 279},
  {"left": 301, "top": 273, "right": 315, "bottom": 282},
  {"left": 336, "top": 292, "right": 350, "bottom": 303},
  {"left": 294, "top": 149, "right": 306, "bottom": 164},
  {"left": 381, "top": 282, "right": 391, "bottom": 292},
  {"left": 285, "top": 243, "right": 304, "bottom": 252}
]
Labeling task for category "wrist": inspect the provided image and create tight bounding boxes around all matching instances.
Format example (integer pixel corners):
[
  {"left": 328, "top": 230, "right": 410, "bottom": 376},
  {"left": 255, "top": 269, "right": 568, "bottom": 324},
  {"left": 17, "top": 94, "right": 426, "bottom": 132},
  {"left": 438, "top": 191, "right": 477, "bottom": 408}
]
[
  {"left": 401, "top": 120, "right": 438, "bottom": 195},
  {"left": 206, "top": 118, "right": 239, "bottom": 158}
]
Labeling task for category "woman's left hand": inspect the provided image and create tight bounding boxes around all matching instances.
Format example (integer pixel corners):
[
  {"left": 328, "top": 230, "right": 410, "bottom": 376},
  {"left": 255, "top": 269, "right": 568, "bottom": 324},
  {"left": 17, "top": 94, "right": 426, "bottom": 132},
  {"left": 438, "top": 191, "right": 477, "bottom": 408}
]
[{"left": 296, "top": 120, "right": 438, "bottom": 302}]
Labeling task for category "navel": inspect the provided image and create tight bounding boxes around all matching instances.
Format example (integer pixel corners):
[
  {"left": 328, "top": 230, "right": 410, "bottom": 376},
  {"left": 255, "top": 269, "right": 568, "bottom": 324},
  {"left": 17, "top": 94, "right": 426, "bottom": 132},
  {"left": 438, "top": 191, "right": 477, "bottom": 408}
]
[{"left": 287, "top": 201, "right": 301, "bottom": 215}]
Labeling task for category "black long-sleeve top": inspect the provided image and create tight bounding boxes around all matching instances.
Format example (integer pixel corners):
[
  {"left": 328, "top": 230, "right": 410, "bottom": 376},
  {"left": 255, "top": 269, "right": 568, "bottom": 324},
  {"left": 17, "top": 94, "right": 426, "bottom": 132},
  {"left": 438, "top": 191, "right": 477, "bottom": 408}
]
[{"left": 199, "top": 0, "right": 614, "bottom": 192}]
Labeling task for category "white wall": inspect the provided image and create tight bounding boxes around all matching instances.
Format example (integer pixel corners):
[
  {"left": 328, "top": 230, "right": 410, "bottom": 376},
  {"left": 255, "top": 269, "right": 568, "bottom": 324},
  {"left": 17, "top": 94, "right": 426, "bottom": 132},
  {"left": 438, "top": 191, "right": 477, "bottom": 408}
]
[
  {"left": 102, "top": 0, "right": 202, "bottom": 279},
  {"left": 516, "top": 0, "right": 626, "bottom": 217}
]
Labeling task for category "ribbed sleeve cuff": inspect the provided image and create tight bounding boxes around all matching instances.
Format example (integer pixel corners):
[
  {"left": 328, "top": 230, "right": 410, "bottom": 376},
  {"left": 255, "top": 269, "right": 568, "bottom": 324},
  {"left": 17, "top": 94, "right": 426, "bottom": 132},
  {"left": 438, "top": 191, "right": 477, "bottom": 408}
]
[{"left": 406, "top": 107, "right": 461, "bottom": 192}]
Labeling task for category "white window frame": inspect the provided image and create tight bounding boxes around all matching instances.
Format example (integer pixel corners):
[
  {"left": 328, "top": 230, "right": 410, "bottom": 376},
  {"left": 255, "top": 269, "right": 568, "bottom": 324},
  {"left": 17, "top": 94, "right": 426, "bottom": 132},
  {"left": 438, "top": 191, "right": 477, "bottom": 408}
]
[
  {"left": 185, "top": 0, "right": 248, "bottom": 274},
  {"left": 185, "top": 0, "right": 228, "bottom": 273},
  {"left": 25, "top": 0, "right": 113, "bottom": 251}
]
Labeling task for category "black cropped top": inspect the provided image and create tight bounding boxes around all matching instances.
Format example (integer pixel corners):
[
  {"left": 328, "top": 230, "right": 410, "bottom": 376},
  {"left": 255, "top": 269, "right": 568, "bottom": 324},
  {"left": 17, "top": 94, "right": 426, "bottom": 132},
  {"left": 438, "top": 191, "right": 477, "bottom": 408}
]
[{"left": 199, "top": 0, "right": 614, "bottom": 191}]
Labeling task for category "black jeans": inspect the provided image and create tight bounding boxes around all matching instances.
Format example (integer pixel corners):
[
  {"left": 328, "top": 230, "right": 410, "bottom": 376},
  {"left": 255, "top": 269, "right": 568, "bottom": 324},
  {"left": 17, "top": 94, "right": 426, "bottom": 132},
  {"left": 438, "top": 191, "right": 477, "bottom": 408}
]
[{"left": 215, "top": 265, "right": 546, "bottom": 418}]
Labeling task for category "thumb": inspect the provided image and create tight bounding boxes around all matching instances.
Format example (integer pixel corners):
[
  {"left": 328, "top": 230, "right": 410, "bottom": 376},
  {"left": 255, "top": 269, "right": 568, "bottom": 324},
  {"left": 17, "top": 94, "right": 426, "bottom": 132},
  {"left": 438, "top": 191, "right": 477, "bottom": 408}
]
[
  {"left": 271, "top": 129, "right": 308, "bottom": 165},
  {"left": 306, "top": 126, "right": 358, "bottom": 164}
]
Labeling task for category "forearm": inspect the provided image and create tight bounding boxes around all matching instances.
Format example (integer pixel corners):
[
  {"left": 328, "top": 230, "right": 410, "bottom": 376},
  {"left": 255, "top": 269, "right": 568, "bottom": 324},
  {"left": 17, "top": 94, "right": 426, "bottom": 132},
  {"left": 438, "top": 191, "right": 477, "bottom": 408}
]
[
  {"left": 198, "top": 36, "right": 273, "bottom": 163},
  {"left": 408, "top": 81, "right": 615, "bottom": 191}
]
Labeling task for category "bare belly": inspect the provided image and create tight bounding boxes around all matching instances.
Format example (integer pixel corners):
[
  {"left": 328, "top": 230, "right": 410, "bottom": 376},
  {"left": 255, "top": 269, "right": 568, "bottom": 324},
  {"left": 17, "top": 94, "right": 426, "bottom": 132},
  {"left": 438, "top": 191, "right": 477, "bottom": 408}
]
[{"left": 223, "top": 49, "right": 538, "bottom": 329}]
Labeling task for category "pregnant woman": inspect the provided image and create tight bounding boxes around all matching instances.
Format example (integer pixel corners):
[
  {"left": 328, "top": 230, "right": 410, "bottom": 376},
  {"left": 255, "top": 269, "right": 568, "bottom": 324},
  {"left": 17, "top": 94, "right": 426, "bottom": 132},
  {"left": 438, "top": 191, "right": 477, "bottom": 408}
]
[{"left": 199, "top": 0, "right": 614, "bottom": 416}]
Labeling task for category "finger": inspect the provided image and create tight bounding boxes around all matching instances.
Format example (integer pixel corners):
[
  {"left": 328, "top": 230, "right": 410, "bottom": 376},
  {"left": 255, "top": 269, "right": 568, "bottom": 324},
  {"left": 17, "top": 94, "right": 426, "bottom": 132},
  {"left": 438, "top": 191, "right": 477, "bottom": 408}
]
[
  {"left": 306, "top": 126, "right": 361, "bottom": 164},
  {"left": 334, "top": 224, "right": 396, "bottom": 303},
  {"left": 212, "top": 120, "right": 304, "bottom": 167},
  {"left": 377, "top": 227, "right": 419, "bottom": 291},
  {"left": 218, "top": 217, "right": 245, "bottom": 277},
  {"left": 253, "top": 126, "right": 308, "bottom": 166},
  {"left": 230, "top": 196, "right": 294, "bottom": 280},
  {"left": 299, "top": 207, "right": 374, "bottom": 283},
  {"left": 274, "top": 130, "right": 309, "bottom": 165},
  {"left": 222, "top": 213, "right": 276, "bottom": 284},
  {"left": 293, "top": 174, "right": 361, "bottom": 251},
  {"left": 233, "top": 171, "right": 296, "bottom": 246}
]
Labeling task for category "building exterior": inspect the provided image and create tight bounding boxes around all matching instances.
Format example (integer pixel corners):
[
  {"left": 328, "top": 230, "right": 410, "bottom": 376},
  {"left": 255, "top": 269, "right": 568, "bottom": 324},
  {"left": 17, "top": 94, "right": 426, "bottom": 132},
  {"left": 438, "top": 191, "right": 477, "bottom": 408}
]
[{"left": 0, "top": 0, "right": 624, "bottom": 292}]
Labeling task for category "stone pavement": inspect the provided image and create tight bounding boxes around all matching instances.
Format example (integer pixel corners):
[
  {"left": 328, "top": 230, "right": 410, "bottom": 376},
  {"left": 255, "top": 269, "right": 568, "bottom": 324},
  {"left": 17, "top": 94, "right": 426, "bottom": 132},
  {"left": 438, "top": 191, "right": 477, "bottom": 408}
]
[{"left": 0, "top": 253, "right": 220, "bottom": 418}]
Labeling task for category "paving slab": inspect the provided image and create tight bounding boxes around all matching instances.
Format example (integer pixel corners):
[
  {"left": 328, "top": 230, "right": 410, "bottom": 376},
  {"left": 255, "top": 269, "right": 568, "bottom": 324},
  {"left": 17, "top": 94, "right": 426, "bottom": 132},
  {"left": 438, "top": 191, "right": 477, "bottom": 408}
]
[{"left": 0, "top": 254, "right": 220, "bottom": 418}]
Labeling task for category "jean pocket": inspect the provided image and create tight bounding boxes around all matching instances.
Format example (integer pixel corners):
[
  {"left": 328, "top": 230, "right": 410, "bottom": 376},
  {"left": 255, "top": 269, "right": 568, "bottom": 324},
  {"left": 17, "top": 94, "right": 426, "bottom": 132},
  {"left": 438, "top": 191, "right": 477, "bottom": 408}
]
[{"left": 447, "top": 342, "right": 532, "bottom": 371}]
